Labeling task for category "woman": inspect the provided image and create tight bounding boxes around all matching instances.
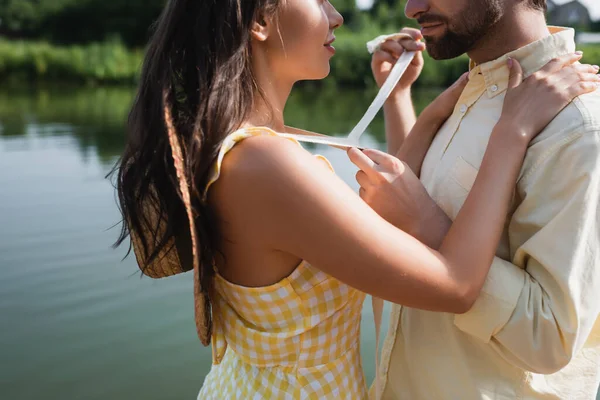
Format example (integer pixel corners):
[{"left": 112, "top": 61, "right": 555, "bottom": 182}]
[{"left": 113, "top": 0, "right": 599, "bottom": 398}]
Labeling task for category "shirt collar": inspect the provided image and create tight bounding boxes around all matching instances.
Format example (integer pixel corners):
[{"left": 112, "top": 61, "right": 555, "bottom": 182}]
[{"left": 468, "top": 26, "right": 576, "bottom": 99}]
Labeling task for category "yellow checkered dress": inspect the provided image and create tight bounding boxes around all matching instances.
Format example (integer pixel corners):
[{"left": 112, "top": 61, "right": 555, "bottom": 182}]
[{"left": 198, "top": 127, "right": 368, "bottom": 399}]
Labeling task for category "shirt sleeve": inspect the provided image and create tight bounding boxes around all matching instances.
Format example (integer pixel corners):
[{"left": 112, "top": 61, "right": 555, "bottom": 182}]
[{"left": 453, "top": 128, "right": 600, "bottom": 374}]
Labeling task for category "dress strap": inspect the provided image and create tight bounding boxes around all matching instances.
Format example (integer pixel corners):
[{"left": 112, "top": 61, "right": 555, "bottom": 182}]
[{"left": 204, "top": 127, "right": 301, "bottom": 200}]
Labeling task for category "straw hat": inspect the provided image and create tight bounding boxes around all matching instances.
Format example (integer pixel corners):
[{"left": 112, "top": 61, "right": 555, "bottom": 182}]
[{"left": 128, "top": 92, "right": 212, "bottom": 346}]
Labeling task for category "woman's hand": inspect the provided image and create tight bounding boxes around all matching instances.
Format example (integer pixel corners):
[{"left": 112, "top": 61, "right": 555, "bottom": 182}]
[
  {"left": 421, "top": 72, "right": 469, "bottom": 123},
  {"left": 497, "top": 52, "right": 599, "bottom": 144},
  {"left": 348, "top": 148, "right": 450, "bottom": 248},
  {"left": 371, "top": 28, "right": 426, "bottom": 98}
]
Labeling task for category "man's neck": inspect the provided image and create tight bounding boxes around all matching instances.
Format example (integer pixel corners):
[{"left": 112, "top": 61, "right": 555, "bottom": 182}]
[{"left": 468, "top": 8, "right": 551, "bottom": 64}]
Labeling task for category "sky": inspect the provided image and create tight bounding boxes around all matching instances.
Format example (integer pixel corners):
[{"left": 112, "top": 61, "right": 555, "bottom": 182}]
[{"left": 355, "top": 0, "right": 600, "bottom": 20}]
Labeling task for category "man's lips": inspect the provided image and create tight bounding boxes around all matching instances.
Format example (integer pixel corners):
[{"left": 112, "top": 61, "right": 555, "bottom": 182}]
[{"left": 420, "top": 23, "right": 444, "bottom": 36}]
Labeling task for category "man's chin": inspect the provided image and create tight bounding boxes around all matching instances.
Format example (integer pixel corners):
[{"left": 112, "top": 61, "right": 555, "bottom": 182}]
[{"left": 425, "top": 39, "right": 468, "bottom": 60}]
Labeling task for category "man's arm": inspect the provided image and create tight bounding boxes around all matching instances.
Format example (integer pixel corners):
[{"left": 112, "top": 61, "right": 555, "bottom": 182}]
[
  {"left": 384, "top": 90, "right": 417, "bottom": 155},
  {"left": 453, "top": 127, "right": 600, "bottom": 373}
]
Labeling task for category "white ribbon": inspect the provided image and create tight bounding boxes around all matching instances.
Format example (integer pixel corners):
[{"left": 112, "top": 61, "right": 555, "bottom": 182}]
[{"left": 281, "top": 33, "right": 415, "bottom": 149}]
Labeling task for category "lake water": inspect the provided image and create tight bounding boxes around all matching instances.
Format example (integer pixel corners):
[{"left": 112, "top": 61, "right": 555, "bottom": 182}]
[{"left": 1, "top": 85, "right": 597, "bottom": 399}]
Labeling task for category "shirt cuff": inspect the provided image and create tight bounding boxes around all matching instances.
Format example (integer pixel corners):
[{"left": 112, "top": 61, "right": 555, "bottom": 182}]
[{"left": 454, "top": 257, "right": 526, "bottom": 343}]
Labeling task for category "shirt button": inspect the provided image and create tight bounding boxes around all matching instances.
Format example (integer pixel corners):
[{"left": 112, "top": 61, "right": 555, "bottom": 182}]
[
  {"left": 459, "top": 104, "right": 468, "bottom": 114},
  {"left": 490, "top": 84, "right": 499, "bottom": 92}
]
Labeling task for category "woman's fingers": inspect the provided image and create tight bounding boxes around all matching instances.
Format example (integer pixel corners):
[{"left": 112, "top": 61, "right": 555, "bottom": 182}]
[
  {"left": 348, "top": 148, "right": 378, "bottom": 177},
  {"left": 566, "top": 80, "right": 600, "bottom": 98},
  {"left": 573, "top": 63, "right": 600, "bottom": 75},
  {"left": 549, "top": 63, "right": 600, "bottom": 97},
  {"left": 361, "top": 149, "right": 405, "bottom": 173},
  {"left": 575, "top": 73, "right": 600, "bottom": 83},
  {"left": 356, "top": 170, "right": 370, "bottom": 188},
  {"left": 557, "top": 64, "right": 600, "bottom": 85},
  {"left": 537, "top": 52, "right": 584, "bottom": 76},
  {"left": 507, "top": 58, "right": 524, "bottom": 90}
]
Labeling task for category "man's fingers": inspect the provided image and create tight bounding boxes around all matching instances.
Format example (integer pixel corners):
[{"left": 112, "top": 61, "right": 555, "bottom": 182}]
[
  {"left": 411, "top": 50, "right": 424, "bottom": 67},
  {"left": 398, "top": 38, "right": 426, "bottom": 52},
  {"left": 372, "top": 51, "right": 397, "bottom": 68},
  {"left": 378, "top": 40, "right": 405, "bottom": 59},
  {"left": 400, "top": 27, "right": 423, "bottom": 40}
]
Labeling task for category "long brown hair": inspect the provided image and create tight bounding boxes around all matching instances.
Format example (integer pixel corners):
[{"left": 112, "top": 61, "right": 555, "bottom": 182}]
[{"left": 112, "top": 0, "right": 280, "bottom": 345}]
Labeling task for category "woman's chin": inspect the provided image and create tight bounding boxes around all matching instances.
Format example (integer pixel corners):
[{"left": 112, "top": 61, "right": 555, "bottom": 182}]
[
  {"left": 313, "top": 64, "right": 331, "bottom": 80},
  {"left": 293, "top": 64, "right": 331, "bottom": 83}
]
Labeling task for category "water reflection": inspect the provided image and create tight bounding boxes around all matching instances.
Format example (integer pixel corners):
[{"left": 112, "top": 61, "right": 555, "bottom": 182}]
[
  {"left": 0, "top": 84, "right": 440, "bottom": 400},
  {"left": 0, "top": 84, "right": 440, "bottom": 163}
]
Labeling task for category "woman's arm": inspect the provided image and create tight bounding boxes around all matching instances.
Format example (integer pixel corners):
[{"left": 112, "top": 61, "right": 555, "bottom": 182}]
[
  {"left": 217, "top": 133, "right": 477, "bottom": 312},
  {"left": 344, "top": 55, "right": 598, "bottom": 309},
  {"left": 216, "top": 55, "right": 597, "bottom": 313}
]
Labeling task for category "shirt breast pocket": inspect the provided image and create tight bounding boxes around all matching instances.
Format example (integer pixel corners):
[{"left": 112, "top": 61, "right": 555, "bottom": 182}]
[{"left": 436, "top": 157, "right": 479, "bottom": 219}]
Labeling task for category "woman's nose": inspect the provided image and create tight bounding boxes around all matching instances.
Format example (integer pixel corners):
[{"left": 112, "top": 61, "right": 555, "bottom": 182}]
[{"left": 328, "top": 2, "right": 344, "bottom": 29}]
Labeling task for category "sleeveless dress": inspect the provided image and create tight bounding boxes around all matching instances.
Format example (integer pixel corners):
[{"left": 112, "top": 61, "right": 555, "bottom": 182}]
[{"left": 198, "top": 127, "right": 369, "bottom": 399}]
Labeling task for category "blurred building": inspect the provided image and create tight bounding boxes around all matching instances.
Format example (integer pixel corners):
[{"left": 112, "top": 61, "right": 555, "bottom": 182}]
[{"left": 547, "top": 0, "right": 592, "bottom": 29}]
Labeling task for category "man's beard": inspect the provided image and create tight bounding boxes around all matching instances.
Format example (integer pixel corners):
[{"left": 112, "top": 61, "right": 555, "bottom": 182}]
[{"left": 420, "top": 0, "right": 502, "bottom": 60}]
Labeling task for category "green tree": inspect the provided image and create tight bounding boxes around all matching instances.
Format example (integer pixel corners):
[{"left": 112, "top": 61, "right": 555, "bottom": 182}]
[
  {"left": 369, "top": 0, "right": 415, "bottom": 30},
  {"left": 334, "top": 0, "right": 361, "bottom": 29},
  {"left": 0, "top": 0, "right": 165, "bottom": 45},
  {"left": 0, "top": 0, "right": 43, "bottom": 36}
]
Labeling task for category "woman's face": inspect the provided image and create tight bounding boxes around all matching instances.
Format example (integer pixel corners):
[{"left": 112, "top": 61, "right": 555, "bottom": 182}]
[{"left": 264, "top": 0, "right": 343, "bottom": 81}]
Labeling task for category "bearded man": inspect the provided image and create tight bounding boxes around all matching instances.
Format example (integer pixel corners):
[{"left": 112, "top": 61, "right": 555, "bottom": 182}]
[{"left": 366, "top": 0, "right": 600, "bottom": 399}]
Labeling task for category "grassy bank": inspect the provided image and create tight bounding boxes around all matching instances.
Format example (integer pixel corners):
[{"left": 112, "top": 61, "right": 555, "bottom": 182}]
[
  {"left": 1, "top": 35, "right": 599, "bottom": 87},
  {"left": 0, "top": 39, "right": 142, "bottom": 85}
]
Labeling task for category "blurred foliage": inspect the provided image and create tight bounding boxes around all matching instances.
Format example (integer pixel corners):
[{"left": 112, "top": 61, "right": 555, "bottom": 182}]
[
  {"left": 0, "top": 38, "right": 142, "bottom": 84},
  {"left": 0, "top": 0, "right": 598, "bottom": 87},
  {"left": 0, "top": 0, "right": 165, "bottom": 46}
]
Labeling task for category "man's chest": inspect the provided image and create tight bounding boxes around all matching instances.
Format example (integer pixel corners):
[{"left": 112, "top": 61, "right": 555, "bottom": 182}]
[{"left": 420, "top": 99, "right": 504, "bottom": 219}]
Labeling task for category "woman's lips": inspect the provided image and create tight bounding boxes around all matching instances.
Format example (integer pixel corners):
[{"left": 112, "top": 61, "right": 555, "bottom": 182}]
[{"left": 324, "top": 38, "right": 336, "bottom": 55}]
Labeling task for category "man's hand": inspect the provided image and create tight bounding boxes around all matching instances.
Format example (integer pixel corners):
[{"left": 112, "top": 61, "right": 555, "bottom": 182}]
[
  {"left": 348, "top": 147, "right": 451, "bottom": 249},
  {"left": 371, "top": 28, "right": 426, "bottom": 98}
]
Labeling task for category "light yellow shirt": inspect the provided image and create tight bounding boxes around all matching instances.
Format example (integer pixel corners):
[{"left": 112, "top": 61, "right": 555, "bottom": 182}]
[{"left": 378, "top": 27, "right": 600, "bottom": 400}]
